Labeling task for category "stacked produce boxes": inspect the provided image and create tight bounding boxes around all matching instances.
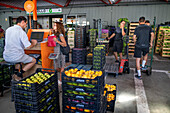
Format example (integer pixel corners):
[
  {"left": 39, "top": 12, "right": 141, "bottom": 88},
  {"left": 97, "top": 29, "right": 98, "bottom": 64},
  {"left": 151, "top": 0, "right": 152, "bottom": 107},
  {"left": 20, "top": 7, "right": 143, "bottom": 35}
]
[
  {"left": 155, "top": 26, "right": 170, "bottom": 56},
  {"left": 72, "top": 48, "right": 87, "bottom": 64},
  {"left": 101, "top": 29, "right": 109, "bottom": 39},
  {"left": 12, "top": 68, "right": 60, "bottom": 113},
  {"left": 93, "top": 45, "right": 106, "bottom": 70},
  {"left": 128, "top": 22, "right": 139, "bottom": 55},
  {"left": 68, "top": 31, "right": 75, "bottom": 49},
  {"left": 86, "top": 53, "right": 93, "bottom": 65},
  {"left": 104, "top": 84, "right": 117, "bottom": 112},
  {"left": 160, "top": 28, "right": 170, "bottom": 57},
  {"left": 75, "top": 27, "right": 86, "bottom": 48},
  {"left": 89, "top": 29, "right": 97, "bottom": 52},
  {"left": 155, "top": 27, "right": 164, "bottom": 53},
  {"left": 62, "top": 68, "right": 106, "bottom": 113}
]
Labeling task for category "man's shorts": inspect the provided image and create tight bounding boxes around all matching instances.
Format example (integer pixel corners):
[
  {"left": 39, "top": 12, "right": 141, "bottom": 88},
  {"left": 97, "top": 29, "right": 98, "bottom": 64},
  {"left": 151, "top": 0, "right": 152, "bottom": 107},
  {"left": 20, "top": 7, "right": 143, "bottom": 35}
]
[
  {"left": 134, "top": 46, "right": 149, "bottom": 58},
  {"left": 4, "top": 54, "right": 33, "bottom": 64},
  {"left": 113, "top": 40, "right": 123, "bottom": 53}
]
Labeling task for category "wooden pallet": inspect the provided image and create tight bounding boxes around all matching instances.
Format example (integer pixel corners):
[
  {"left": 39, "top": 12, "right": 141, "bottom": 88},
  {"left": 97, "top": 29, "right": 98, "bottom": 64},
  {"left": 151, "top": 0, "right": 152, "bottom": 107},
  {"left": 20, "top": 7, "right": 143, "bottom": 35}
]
[
  {"left": 156, "top": 27, "right": 170, "bottom": 55},
  {"left": 161, "top": 55, "right": 170, "bottom": 57},
  {"left": 128, "top": 53, "right": 134, "bottom": 55},
  {"left": 128, "top": 23, "right": 139, "bottom": 55},
  {"left": 130, "top": 23, "right": 139, "bottom": 26}
]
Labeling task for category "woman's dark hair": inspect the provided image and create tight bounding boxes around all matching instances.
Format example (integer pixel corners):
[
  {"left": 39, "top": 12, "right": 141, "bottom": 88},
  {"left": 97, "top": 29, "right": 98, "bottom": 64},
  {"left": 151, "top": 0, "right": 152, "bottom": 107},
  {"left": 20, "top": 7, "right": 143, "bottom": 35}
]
[
  {"left": 54, "top": 22, "right": 65, "bottom": 37},
  {"left": 16, "top": 16, "right": 27, "bottom": 24}
]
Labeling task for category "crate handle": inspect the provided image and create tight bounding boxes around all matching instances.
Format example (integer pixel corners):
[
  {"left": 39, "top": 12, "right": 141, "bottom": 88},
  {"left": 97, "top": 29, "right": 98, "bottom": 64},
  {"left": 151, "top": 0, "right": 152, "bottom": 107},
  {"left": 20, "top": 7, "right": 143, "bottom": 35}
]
[
  {"left": 45, "top": 80, "right": 50, "bottom": 85},
  {"left": 76, "top": 96, "right": 84, "bottom": 99},
  {"left": 46, "top": 96, "right": 52, "bottom": 103},
  {"left": 46, "top": 88, "right": 51, "bottom": 94},
  {"left": 47, "top": 104, "right": 52, "bottom": 111},
  {"left": 75, "top": 88, "right": 84, "bottom": 92},
  {"left": 76, "top": 104, "right": 84, "bottom": 108},
  {"left": 76, "top": 79, "right": 85, "bottom": 83}
]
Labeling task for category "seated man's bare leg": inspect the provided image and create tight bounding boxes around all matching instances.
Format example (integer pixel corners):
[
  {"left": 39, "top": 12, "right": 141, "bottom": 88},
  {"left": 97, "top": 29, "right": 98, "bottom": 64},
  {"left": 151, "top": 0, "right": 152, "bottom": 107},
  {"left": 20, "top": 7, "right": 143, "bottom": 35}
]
[{"left": 22, "top": 58, "right": 36, "bottom": 72}]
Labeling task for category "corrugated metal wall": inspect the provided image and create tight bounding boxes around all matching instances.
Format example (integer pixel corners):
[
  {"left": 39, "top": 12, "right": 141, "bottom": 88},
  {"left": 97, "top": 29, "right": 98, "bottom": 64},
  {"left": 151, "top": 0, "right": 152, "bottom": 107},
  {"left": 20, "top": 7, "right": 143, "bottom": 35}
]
[
  {"left": 0, "top": 4, "right": 170, "bottom": 30},
  {"left": 63, "top": 4, "right": 170, "bottom": 28}
]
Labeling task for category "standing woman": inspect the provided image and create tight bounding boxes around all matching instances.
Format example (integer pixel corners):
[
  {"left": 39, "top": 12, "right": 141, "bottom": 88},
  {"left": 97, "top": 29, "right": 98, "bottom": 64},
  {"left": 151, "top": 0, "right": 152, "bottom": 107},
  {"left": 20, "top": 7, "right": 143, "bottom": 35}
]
[{"left": 52, "top": 22, "right": 67, "bottom": 84}]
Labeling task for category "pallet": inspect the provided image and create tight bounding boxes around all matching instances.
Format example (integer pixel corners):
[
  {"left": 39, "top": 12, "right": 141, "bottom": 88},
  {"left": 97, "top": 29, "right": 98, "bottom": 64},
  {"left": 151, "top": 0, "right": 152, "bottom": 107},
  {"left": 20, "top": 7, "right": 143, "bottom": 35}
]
[
  {"left": 128, "top": 53, "right": 134, "bottom": 55},
  {"left": 129, "top": 27, "right": 136, "bottom": 30},
  {"left": 161, "top": 54, "right": 170, "bottom": 57},
  {"left": 130, "top": 23, "right": 139, "bottom": 26},
  {"left": 103, "top": 63, "right": 119, "bottom": 74},
  {"left": 162, "top": 48, "right": 170, "bottom": 50},
  {"left": 129, "top": 46, "right": 135, "bottom": 49}
]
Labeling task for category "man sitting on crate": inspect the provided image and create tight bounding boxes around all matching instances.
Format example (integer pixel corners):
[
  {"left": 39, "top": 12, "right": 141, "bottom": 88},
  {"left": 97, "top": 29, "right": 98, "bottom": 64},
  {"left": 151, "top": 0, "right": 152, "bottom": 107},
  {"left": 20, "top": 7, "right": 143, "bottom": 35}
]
[
  {"left": 3, "top": 16, "right": 37, "bottom": 81},
  {"left": 133, "top": 17, "right": 154, "bottom": 80}
]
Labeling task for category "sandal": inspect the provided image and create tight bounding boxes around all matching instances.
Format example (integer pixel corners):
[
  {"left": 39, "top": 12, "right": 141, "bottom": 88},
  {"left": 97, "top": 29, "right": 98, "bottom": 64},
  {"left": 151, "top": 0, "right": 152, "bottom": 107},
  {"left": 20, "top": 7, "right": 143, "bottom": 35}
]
[{"left": 12, "top": 74, "right": 21, "bottom": 81}]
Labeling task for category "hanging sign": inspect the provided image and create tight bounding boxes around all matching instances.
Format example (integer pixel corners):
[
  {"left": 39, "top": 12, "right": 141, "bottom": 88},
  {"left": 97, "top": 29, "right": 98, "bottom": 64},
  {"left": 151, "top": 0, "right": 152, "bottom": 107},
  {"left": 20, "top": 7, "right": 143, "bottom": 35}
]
[
  {"left": 24, "top": 1, "right": 35, "bottom": 12},
  {"left": 26, "top": 8, "right": 62, "bottom": 14}
]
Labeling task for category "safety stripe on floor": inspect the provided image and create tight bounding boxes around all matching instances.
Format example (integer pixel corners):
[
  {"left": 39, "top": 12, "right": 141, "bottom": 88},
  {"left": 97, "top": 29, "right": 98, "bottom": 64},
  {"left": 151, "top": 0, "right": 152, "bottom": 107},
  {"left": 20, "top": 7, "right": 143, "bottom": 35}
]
[
  {"left": 131, "top": 68, "right": 170, "bottom": 78},
  {"left": 132, "top": 68, "right": 150, "bottom": 113},
  {"left": 152, "top": 69, "right": 170, "bottom": 79}
]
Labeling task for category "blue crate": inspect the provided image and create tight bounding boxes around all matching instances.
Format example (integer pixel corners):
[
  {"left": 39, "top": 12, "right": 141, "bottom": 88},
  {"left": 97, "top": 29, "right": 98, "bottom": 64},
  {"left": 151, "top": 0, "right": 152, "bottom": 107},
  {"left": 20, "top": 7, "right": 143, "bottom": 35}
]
[
  {"left": 62, "top": 95, "right": 106, "bottom": 113},
  {"left": 72, "top": 61, "right": 86, "bottom": 65},
  {"left": 15, "top": 91, "right": 57, "bottom": 113},
  {"left": 72, "top": 55, "right": 86, "bottom": 59},
  {"left": 12, "top": 68, "right": 58, "bottom": 92},
  {"left": 62, "top": 81, "right": 104, "bottom": 94},
  {"left": 81, "top": 65, "right": 92, "bottom": 71},
  {"left": 15, "top": 96, "right": 58, "bottom": 113},
  {"left": 72, "top": 53, "right": 86, "bottom": 56},
  {"left": 72, "top": 48, "right": 86, "bottom": 52},
  {"left": 62, "top": 71, "right": 104, "bottom": 85},
  {"left": 13, "top": 81, "right": 57, "bottom": 101},
  {"left": 93, "top": 66, "right": 103, "bottom": 70},
  {"left": 65, "top": 64, "right": 80, "bottom": 71}
]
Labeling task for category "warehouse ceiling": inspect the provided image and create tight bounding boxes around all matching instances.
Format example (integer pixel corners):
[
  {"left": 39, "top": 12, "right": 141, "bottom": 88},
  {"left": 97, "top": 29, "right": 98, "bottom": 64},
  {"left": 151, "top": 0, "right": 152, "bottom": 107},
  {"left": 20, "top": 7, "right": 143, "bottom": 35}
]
[{"left": 0, "top": 0, "right": 169, "bottom": 12}]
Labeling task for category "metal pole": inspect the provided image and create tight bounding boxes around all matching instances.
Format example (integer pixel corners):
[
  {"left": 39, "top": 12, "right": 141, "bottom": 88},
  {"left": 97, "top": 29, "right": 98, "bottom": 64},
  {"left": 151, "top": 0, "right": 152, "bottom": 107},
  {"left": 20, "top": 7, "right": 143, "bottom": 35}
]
[
  {"left": 150, "top": 17, "right": 156, "bottom": 67},
  {"left": 33, "top": 0, "right": 37, "bottom": 29}
]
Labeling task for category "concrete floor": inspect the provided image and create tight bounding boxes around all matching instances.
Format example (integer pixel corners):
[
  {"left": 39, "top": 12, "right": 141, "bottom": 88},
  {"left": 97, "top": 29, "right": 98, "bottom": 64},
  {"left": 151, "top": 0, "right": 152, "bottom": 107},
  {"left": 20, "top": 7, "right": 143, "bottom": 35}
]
[{"left": 0, "top": 54, "right": 170, "bottom": 113}]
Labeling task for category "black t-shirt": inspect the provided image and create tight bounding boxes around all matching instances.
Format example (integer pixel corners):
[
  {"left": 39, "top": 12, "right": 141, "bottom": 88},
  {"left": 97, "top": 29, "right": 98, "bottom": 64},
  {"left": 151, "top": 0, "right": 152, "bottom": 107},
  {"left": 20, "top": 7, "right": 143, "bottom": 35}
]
[
  {"left": 134, "top": 24, "right": 153, "bottom": 48},
  {"left": 114, "top": 27, "right": 126, "bottom": 41}
]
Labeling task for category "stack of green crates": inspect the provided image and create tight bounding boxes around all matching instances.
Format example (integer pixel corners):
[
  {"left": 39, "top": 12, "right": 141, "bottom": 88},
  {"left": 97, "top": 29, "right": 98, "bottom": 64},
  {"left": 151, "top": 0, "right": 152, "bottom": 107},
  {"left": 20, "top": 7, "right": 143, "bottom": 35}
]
[
  {"left": 89, "top": 29, "right": 97, "bottom": 52},
  {"left": 93, "top": 45, "right": 106, "bottom": 70},
  {"left": 0, "top": 38, "right": 5, "bottom": 58}
]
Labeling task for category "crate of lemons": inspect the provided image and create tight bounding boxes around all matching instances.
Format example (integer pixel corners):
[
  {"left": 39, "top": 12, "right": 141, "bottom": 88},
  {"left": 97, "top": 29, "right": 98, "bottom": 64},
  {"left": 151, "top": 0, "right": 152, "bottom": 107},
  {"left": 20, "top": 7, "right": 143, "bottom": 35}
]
[
  {"left": 64, "top": 68, "right": 103, "bottom": 79},
  {"left": 17, "top": 72, "right": 55, "bottom": 87},
  {"left": 104, "top": 84, "right": 116, "bottom": 102}
]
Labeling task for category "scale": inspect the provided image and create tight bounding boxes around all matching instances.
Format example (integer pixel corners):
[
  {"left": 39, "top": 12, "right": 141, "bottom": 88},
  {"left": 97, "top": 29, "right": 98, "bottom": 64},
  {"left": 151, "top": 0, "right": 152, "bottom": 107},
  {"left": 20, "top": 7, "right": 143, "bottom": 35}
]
[{"left": 48, "top": 53, "right": 59, "bottom": 60}]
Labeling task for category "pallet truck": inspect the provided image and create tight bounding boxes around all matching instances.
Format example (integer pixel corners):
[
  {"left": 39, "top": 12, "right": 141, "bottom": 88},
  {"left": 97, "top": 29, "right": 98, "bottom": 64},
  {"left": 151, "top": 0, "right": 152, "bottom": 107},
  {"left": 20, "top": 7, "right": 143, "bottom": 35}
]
[
  {"left": 119, "top": 35, "right": 130, "bottom": 74},
  {"left": 104, "top": 35, "right": 130, "bottom": 76}
]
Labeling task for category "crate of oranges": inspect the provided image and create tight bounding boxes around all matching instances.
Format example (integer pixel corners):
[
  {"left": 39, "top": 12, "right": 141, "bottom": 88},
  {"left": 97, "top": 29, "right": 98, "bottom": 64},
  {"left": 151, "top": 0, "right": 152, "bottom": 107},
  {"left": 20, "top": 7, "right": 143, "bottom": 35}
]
[
  {"left": 62, "top": 68, "right": 104, "bottom": 85},
  {"left": 104, "top": 84, "right": 117, "bottom": 112}
]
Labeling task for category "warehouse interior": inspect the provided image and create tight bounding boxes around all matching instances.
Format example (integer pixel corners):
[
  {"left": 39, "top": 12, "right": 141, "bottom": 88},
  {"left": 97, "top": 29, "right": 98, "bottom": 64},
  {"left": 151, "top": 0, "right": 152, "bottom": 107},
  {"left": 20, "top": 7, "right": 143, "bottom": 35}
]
[{"left": 0, "top": 0, "right": 170, "bottom": 113}]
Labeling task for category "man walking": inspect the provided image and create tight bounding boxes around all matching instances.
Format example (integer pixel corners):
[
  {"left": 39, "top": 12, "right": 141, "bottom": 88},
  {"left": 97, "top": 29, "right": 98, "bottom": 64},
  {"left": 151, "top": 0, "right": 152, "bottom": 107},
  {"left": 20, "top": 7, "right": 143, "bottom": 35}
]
[{"left": 133, "top": 17, "right": 154, "bottom": 79}]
